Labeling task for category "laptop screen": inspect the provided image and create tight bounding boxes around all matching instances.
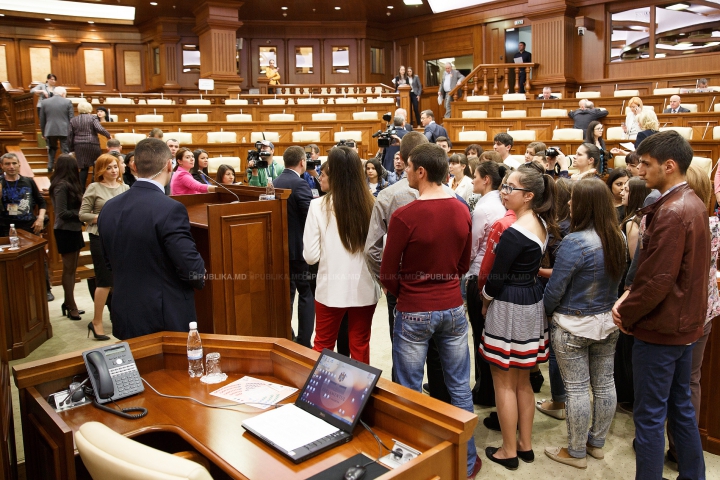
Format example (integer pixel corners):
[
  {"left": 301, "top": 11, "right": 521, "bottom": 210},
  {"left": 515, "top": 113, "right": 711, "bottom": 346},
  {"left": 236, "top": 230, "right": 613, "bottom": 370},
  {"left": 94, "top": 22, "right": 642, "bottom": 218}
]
[{"left": 296, "top": 349, "right": 382, "bottom": 432}]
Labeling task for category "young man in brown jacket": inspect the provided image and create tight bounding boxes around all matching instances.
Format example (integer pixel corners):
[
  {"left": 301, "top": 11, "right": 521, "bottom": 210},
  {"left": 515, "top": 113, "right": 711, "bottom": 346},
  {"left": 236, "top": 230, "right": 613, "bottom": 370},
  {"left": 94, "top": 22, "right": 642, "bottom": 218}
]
[{"left": 612, "top": 131, "right": 709, "bottom": 480}]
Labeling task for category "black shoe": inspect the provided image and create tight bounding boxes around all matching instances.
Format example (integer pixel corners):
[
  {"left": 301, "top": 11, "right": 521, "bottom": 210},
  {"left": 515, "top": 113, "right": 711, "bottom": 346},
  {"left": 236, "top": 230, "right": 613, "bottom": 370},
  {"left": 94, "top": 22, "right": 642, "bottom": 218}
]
[
  {"left": 422, "top": 383, "right": 430, "bottom": 395},
  {"left": 61, "top": 303, "right": 83, "bottom": 320},
  {"left": 530, "top": 370, "right": 544, "bottom": 393},
  {"left": 632, "top": 438, "right": 636, "bottom": 453},
  {"left": 666, "top": 449, "right": 678, "bottom": 464},
  {"left": 485, "top": 447, "right": 518, "bottom": 471},
  {"left": 483, "top": 412, "right": 501, "bottom": 431},
  {"left": 518, "top": 449, "right": 535, "bottom": 463},
  {"left": 47, "top": 291, "right": 55, "bottom": 302},
  {"left": 87, "top": 322, "right": 110, "bottom": 341}
]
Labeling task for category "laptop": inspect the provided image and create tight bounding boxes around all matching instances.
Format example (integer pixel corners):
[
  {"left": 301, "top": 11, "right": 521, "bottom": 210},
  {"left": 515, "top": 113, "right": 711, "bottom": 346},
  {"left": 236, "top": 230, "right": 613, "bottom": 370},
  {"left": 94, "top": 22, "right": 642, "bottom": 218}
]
[{"left": 241, "top": 349, "right": 382, "bottom": 464}]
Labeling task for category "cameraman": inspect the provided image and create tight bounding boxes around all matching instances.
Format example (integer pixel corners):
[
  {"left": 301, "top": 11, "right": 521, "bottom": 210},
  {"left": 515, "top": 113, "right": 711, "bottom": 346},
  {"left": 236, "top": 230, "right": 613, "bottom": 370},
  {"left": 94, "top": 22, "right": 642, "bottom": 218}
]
[
  {"left": 302, "top": 144, "right": 322, "bottom": 197},
  {"left": 381, "top": 116, "right": 407, "bottom": 172},
  {"left": 247, "top": 140, "right": 284, "bottom": 187}
]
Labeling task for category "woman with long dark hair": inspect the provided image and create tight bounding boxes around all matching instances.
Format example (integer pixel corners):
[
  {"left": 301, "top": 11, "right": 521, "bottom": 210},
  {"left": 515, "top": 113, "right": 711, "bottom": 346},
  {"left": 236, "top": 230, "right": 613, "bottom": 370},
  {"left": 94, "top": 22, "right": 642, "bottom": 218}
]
[
  {"left": 303, "top": 146, "right": 379, "bottom": 363},
  {"left": 480, "top": 164, "right": 558, "bottom": 469},
  {"left": 543, "top": 178, "right": 626, "bottom": 469},
  {"left": 406, "top": 66, "right": 423, "bottom": 126},
  {"left": 49, "top": 154, "right": 86, "bottom": 321},
  {"left": 190, "top": 149, "right": 210, "bottom": 184},
  {"left": 365, "top": 158, "right": 388, "bottom": 197},
  {"left": 216, "top": 164, "right": 236, "bottom": 185},
  {"left": 585, "top": 121, "right": 611, "bottom": 174},
  {"left": 605, "top": 168, "right": 630, "bottom": 222},
  {"left": 170, "top": 148, "right": 216, "bottom": 195}
]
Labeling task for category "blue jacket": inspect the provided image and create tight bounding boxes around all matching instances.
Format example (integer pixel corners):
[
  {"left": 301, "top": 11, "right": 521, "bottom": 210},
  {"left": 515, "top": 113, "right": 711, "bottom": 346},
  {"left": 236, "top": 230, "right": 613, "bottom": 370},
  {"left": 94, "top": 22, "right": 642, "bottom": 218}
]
[{"left": 543, "top": 228, "right": 620, "bottom": 316}]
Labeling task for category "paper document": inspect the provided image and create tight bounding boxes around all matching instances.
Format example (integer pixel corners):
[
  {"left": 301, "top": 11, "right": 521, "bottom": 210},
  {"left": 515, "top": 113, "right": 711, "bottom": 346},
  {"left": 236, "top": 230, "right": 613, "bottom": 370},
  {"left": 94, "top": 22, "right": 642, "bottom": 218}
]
[
  {"left": 513, "top": 57, "right": 524, "bottom": 64},
  {"left": 211, "top": 376, "right": 297, "bottom": 409},
  {"left": 619, "top": 142, "right": 636, "bottom": 151},
  {"left": 242, "top": 404, "right": 339, "bottom": 452}
]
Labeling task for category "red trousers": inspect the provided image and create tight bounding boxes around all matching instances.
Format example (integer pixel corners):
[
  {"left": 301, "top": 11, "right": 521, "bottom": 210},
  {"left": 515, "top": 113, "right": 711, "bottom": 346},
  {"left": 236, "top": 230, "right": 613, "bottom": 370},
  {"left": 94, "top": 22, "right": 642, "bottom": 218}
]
[{"left": 313, "top": 301, "right": 376, "bottom": 364}]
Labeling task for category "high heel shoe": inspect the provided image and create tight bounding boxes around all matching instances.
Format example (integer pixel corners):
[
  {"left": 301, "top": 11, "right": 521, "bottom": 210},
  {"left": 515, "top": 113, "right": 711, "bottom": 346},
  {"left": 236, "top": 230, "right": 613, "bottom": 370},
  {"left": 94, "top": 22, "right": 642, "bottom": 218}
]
[
  {"left": 61, "top": 303, "right": 85, "bottom": 320},
  {"left": 87, "top": 322, "right": 110, "bottom": 341}
]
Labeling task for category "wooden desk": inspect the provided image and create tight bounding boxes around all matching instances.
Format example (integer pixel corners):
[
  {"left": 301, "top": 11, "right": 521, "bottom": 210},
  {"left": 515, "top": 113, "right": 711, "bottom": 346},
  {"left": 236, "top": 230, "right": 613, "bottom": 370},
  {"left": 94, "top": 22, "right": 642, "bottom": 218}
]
[
  {"left": 0, "top": 230, "right": 52, "bottom": 360},
  {"left": 13, "top": 334, "right": 477, "bottom": 480}
]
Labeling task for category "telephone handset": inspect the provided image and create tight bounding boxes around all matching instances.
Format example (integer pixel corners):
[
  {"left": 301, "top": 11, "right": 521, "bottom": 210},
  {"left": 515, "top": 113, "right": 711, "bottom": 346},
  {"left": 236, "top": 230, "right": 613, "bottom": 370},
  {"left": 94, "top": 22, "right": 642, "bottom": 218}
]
[{"left": 82, "top": 342, "right": 147, "bottom": 419}]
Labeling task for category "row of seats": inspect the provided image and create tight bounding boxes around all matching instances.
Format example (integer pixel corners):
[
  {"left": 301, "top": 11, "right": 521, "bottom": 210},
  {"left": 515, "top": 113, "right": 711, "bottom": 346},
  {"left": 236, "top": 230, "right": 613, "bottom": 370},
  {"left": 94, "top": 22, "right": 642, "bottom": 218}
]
[
  {"left": 69, "top": 97, "right": 396, "bottom": 106},
  {"left": 456, "top": 126, "right": 698, "bottom": 143},
  {"left": 463, "top": 87, "right": 719, "bottom": 102},
  {"left": 114, "top": 130, "right": 363, "bottom": 146},
  {"left": 459, "top": 103, "right": 702, "bottom": 119},
  {"left": 102, "top": 112, "right": 384, "bottom": 123}
]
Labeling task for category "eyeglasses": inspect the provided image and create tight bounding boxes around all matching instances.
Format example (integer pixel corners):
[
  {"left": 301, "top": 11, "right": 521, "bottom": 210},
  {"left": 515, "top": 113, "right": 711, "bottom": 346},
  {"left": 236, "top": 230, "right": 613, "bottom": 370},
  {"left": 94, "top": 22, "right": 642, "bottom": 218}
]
[{"left": 501, "top": 184, "right": 532, "bottom": 194}]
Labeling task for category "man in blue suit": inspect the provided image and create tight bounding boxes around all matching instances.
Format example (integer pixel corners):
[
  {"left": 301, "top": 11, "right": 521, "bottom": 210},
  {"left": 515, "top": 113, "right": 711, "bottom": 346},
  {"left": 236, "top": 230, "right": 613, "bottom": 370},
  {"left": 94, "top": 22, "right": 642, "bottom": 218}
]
[
  {"left": 421, "top": 110, "right": 451, "bottom": 147},
  {"left": 98, "top": 138, "right": 205, "bottom": 340},
  {"left": 273, "top": 146, "right": 315, "bottom": 348}
]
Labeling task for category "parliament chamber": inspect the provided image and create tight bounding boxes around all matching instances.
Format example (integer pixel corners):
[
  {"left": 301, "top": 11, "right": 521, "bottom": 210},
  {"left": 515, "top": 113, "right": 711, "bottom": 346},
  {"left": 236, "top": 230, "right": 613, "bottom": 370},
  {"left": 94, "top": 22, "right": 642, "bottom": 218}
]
[{"left": 2, "top": 0, "right": 720, "bottom": 478}]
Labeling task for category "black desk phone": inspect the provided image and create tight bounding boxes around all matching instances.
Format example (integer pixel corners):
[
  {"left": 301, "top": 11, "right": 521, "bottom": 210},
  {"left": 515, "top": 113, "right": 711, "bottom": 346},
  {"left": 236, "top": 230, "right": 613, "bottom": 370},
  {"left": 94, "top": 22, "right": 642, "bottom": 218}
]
[{"left": 82, "top": 342, "right": 147, "bottom": 419}]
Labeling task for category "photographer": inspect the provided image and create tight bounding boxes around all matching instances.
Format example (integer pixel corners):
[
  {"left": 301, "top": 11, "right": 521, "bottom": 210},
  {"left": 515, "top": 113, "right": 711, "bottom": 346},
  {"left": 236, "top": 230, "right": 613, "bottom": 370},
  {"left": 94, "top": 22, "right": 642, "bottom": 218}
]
[
  {"left": 247, "top": 140, "right": 284, "bottom": 187},
  {"left": 302, "top": 144, "right": 322, "bottom": 196},
  {"left": 543, "top": 147, "right": 571, "bottom": 178},
  {"left": 381, "top": 116, "right": 406, "bottom": 172}
]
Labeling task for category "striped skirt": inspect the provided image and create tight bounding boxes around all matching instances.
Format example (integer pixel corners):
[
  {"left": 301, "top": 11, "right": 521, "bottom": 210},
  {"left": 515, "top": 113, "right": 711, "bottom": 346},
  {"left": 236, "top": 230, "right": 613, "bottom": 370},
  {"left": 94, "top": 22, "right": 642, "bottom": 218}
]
[
  {"left": 75, "top": 142, "right": 103, "bottom": 169},
  {"left": 479, "top": 282, "right": 549, "bottom": 370}
]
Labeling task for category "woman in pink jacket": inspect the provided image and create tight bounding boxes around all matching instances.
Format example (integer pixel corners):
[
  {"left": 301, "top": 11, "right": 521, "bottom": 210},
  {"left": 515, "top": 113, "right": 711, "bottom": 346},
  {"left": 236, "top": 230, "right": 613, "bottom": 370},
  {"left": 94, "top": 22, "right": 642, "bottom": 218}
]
[{"left": 170, "top": 147, "right": 216, "bottom": 195}]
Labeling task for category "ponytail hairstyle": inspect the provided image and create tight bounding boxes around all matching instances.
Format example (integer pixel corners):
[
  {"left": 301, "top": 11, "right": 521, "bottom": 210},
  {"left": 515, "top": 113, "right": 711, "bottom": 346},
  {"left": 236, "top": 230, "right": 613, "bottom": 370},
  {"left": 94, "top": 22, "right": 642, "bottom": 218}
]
[
  {"left": 476, "top": 161, "right": 507, "bottom": 191},
  {"left": 570, "top": 178, "right": 626, "bottom": 280},
  {"left": 554, "top": 177, "right": 574, "bottom": 224},
  {"left": 516, "top": 164, "right": 559, "bottom": 240},
  {"left": 580, "top": 143, "right": 602, "bottom": 169}
]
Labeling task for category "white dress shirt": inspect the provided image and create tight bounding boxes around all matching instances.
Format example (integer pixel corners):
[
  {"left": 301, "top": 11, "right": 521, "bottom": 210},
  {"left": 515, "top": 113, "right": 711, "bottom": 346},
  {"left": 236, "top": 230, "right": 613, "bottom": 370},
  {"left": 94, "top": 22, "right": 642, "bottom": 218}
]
[{"left": 468, "top": 190, "right": 506, "bottom": 275}]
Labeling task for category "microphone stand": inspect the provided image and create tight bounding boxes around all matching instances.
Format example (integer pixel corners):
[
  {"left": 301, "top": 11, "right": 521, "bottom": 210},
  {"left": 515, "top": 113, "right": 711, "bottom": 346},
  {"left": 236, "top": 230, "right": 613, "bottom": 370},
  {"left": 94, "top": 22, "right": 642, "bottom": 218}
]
[{"left": 201, "top": 172, "right": 240, "bottom": 203}]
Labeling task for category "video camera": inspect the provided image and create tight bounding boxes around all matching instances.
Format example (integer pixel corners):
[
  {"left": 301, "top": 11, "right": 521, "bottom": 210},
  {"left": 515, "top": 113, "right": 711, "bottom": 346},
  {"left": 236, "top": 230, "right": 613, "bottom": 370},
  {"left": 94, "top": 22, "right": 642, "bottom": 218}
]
[
  {"left": 543, "top": 147, "right": 560, "bottom": 158},
  {"left": 247, "top": 140, "right": 273, "bottom": 169},
  {"left": 305, "top": 146, "right": 322, "bottom": 169},
  {"left": 372, "top": 112, "right": 397, "bottom": 148}
]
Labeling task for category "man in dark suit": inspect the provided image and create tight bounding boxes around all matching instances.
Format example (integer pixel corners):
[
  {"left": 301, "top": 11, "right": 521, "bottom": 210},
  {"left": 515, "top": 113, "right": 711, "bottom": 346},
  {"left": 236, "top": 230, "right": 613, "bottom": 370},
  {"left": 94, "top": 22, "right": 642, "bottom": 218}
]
[
  {"left": 39, "top": 86, "right": 73, "bottom": 172},
  {"left": 98, "top": 138, "right": 205, "bottom": 340},
  {"left": 568, "top": 99, "right": 608, "bottom": 130},
  {"left": 421, "top": 110, "right": 450, "bottom": 145},
  {"left": 514, "top": 42, "right": 532, "bottom": 93},
  {"left": 273, "top": 146, "right": 315, "bottom": 348},
  {"left": 663, "top": 95, "right": 691, "bottom": 113},
  {"left": 537, "top": 87, "right": 558, "bottom": 100}
]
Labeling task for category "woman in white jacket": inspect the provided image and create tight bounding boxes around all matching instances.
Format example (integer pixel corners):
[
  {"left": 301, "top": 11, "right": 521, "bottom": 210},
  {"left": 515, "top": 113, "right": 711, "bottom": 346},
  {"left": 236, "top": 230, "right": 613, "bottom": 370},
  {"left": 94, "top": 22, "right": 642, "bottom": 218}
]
[{"left": 303, "top": 146, "right": 379, "bottom": 363}]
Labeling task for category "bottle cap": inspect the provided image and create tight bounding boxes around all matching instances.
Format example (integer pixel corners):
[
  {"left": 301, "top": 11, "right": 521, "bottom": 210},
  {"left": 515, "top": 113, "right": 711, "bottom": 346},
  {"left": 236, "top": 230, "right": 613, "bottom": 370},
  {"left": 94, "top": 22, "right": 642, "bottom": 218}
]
[
  {"left": 189, "top": 322, "right": 197, "bottom": 329},
  {"left": 10, "top": 224, "right": 14, "bottom": 228}
]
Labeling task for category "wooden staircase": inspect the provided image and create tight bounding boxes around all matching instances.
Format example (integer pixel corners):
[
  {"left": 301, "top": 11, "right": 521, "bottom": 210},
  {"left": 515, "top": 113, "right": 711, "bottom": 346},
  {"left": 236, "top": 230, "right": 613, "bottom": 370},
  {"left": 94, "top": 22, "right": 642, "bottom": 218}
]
[{"left": 17, "top": 131, "right": 52, "bottom": 176}]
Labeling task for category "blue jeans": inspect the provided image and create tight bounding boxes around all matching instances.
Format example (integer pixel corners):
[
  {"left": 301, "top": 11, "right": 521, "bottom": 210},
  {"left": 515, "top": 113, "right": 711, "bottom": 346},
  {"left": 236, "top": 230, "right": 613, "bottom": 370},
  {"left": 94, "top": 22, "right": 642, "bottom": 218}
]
[
  {"left": 393, "top": 305, "right": 477, "bottom": 476},
  {"left": 633, "top": 339, "right": 705, "bottom": 480},
  {"left": 548, "top": 343, "right": 567, "bottom": 402}
]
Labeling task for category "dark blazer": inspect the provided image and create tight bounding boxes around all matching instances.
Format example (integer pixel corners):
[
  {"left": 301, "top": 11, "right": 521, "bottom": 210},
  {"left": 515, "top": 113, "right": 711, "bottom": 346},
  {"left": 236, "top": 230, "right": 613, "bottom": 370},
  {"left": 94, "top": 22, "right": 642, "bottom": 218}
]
[
  {"left": 568, "top": 108, "right": 608, "bottom": 131},
  {"left": 663, "top": 106, "right": 691, "bottom": 113},
  {"left": 424, "top": 122, "right": 451, "bottom": 146},
  {"left": 40, "top": 95, "right": 74, "bottom": 137},
  {"left": 383, "top": 128, "right": 408, "bottom": 171},
  {"left": 67, "top": 113, "right": 110, "bottom": 149},
  {"left": 537, "top": 94, "right": 558, "bottom": 100},
  {"left": 98, "top": 181, "right": 205, "bottom": 340},
  {"left": 634, "top": 129, "right": 658, "bottom": 149},
  {"left": 273, "top": 169, "right": 312, "bottom": 262}
]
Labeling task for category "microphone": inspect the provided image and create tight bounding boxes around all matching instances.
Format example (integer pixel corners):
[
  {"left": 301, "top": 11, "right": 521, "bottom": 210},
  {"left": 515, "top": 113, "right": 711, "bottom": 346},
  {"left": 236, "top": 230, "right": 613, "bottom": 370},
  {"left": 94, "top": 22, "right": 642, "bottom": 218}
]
[{"left": 201, "top": 171, "right": 240, "bottom": 203}]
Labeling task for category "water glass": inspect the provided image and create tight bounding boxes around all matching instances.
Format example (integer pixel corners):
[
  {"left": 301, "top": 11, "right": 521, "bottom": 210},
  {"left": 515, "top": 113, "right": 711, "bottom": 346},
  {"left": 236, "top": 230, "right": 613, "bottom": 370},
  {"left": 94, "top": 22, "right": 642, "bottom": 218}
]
[{"left": 200, "top": 352, "right": 227, "bottom": 384}]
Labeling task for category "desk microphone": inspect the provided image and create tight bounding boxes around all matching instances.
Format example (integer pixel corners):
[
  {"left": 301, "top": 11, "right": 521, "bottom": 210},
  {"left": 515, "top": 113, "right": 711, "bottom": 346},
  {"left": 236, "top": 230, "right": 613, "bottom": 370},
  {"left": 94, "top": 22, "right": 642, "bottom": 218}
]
[{"left": 201, "top": 172, "right": 240, "bottom": 203}]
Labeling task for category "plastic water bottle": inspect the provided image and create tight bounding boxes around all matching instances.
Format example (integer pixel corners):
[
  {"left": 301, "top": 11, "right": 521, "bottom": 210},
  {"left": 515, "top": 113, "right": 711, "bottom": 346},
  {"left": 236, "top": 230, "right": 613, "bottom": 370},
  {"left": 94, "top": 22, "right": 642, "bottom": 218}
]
[
  {"left": 8, "top": 224, "right": 19, "bottom": 250},
  {"left": 187, "top": 322, "right": 204, "bottom": 377},
  {"left": 265, "top": 178, "right": 275, "bottom": 200}
]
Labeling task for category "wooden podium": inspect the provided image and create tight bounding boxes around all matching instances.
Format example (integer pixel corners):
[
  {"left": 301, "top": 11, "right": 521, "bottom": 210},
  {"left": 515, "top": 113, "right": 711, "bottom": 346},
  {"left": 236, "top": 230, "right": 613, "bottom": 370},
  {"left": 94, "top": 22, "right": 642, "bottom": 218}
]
[
  {"left": 0, "top": 230, "right": 52, "bottom": 360},
  {"left": 172, "top": 186, "right": 292, "bottom": 340},
  {"left": 13, "top": 333, "right": 477, "bottom": 480}
]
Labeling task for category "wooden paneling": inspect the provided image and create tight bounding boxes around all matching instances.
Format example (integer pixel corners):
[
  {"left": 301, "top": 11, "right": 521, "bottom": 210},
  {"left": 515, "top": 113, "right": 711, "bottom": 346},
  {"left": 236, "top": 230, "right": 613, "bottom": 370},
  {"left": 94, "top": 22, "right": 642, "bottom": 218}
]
[
  {"left": 286, "top": 39, "right": 321, "bottom": 85},
  {"left": 248, "top": 38, "right": 285, "bottom": 89},
  {"left": 83, "top": 49, "right": 106, "bottom": 85},
  {"left": 79, "top": 44, "right": 114, "bottom": 91},
  {"left": 533, "top": 16, "right": 575, "bottom": 82},
  {"left": 323, "top": 39, "right": 359, "bottom": 85},
  {"left": 422, "top": 28, "right": 475, "bottom": 58},
  {"left": 0, "top": 39, "right": 19, "bottom": 88},
  {"left": 116, "top": 45, "right": 145, "bottom": 91}
]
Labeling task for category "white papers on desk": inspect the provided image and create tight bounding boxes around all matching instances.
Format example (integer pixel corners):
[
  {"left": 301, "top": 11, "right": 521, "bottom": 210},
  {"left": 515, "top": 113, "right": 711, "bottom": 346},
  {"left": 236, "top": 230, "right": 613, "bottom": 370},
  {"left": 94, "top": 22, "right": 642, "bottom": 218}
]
[
  {"left": 620, "top": 142, "right": 636, "bottom": 151},
  {"left": 242, "top": 404, "right": 339, "bottom": 452},
  {"left": 211, "top": 376, "right": 297, "bottom": 409},
  {"left": 513, "top": 57, "right": 524, "bottom": 64}
]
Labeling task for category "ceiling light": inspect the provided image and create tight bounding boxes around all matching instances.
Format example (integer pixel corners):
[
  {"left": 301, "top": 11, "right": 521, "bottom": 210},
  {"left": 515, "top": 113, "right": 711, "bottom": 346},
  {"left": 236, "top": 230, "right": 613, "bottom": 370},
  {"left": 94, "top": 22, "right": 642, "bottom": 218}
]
[
  {"left": 281, "top": 6, "right": 287, "bottom": 9},
  {"left": 150, "top": 2, "right": 157, "bottom": 4},
  {"left": 387, "top": 5, "right": 393, "bottom": 8},
  {"left": 335, "top": 6, "right": 340, "bottom": 9},
  {"left": 0, "top": 0, "right": 135, "bottom": 22},
  {"left": 665, "top": 3, "right": 690, "bottom": 10},
  {"left": 404, "top": 0, "right": 423, "bottom": 5},
  {"left": 45, "top": 17, "right": 50, "bottom": 20},
  {"left": 427, "top": 0, "right": 495, "bottom": 12}
]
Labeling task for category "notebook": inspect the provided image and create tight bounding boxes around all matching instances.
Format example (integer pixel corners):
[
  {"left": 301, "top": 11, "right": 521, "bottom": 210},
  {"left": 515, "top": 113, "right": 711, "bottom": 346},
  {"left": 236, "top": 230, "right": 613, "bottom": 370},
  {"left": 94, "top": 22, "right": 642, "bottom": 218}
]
[{"left": 241, "top": 349, "right": 382, "bottom": 464}]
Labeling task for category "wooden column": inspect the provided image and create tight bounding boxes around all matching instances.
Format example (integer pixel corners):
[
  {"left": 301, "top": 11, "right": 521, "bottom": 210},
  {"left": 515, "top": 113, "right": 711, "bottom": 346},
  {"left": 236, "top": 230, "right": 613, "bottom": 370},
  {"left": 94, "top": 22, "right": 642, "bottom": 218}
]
[
  {"left": 140, "top": 19, "right": 182, "bottom": 92},
  {"left": 51, "top": 42, "right": 81, "bottom": 92},
  {"left": 398, "top": 85, "right": 411, "bottom": 116},
  {"left": 193, "top": 1, "right": 244, "bottom": 94},
  {"left": 526, "top": 1, "right": 578, "bottom": 88}
]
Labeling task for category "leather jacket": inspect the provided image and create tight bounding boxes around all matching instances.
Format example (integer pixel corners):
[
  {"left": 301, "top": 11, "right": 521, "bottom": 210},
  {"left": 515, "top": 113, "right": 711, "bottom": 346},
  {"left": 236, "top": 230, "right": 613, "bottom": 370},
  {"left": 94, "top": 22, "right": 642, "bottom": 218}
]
[{"left": 617, "top": 184, "right": 710, "bottom": 345}]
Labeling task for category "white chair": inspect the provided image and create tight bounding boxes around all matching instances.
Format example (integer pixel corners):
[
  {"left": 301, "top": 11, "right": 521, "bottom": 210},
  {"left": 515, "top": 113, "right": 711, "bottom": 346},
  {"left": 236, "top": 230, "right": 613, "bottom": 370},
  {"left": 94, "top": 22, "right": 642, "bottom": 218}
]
[
  {"left": 692, "top": 156, "right": 712, "bottom": 178},
  {"left": 163, "top": 132, "right": 193, "bottom": 144},
  {"left": 75, "top": 422, "right": 212, "bottom": 480},
  {"left": 319, "top": 155, "right": 328, "bottom": 164},
  {"left": 186, "top": 99, "right": 211, "bottom": 106},
  {"left": 713, "top": 126, "right": 720, "bottom": 140},
  {"left": 466, "top": 95, "right": 490, "bottom": 102},
  {"left": 292, "top": 131, "right": 321, "bottom": 143},
  {"left": 504, "top": 155, "right": 524, "bottom": 169},
  {"left": 225, "top": 99, "right": 249, "bottom": 106},
  {"left": 606, "top": 127, "right": 625, "bottom": 141},
  {"left": 614, "top": 90, "right": 640, "bottom": 97},
  {"left": 335, "top": 98, "right": 359, "bottom": 104},
  {"left": 461, "top": 110, "right": 488, "bottom": 119},
  {"left": 575, "top": 91, "right": 601, "bottom": 98},
  {"left": 625, "top": 105, "right": 654, "bottom": 115},
  {"left": 226, "top": 114, "right": 252, "bottom": 122},
  {"left": 208, "top": 156, "right": 241, "bottom": 175},
  {"left": 507, "top": 130, "right": 536, "bottom": 141},
  {"left": 367, "top": 97, "right": 394, "bottom": 104},
  {"left": 273, "top": 155, "right": 285, "bottom": 168},
  {"left": 680, "top": 104, "right": 698, "bottom": 113},
  {"left": 503, "top": 93, "right": 527, "bottom": 101},
  {"left": 297, "top": 98, "right": 321, "bottom": 105},
  {"left": 458, "top": 131, "right": 487, "bottom": 142},
  {"left": 104, "top": 98, "right": 134, "bottom": 105},
  {"left": 135, "top": 114, "right": 164, "bottom": 123},
  {"left": 207, "top": 132, "right": 237, "bottom": 143},
  {"left": 113, "top": 133, "right": 146, "bottom": 146},
  {"left": 540, "top": 109, "right": 568, "bottom": 118},
  {"left": 262, "top": 99, "right": 285, "bottom": 105},
  {"left": 659, "top": 126, "right": 693, "bottom": 140},
  {"left": 110, "top": 115, "right": 119, "bottom": 122},
  {"left": 614, "top": 155, "right": 627, "bottom": 169},
  {"left": 501, "top": 110, "right": 527, "bottom": 118},
  {"left": 250, "top": 132, "right": 280, "bottom": 143},
  {"left": 715, "top": 104, "right": 720, "bottom": 113},
  {"left": 147, "top": 99, "right": 173, "bottom": 105},
  {"left": 269, "top": 113, "right": 295, "bottom": 121},
  {"left": 312, "top": 113, "right": 337, "bottom": 121},
  {"left": 180, "top": 114, "right": 208, "bottom": 122},
  {"left": 353, "top": 112, "right": 378, "bottom": 120},
  {"left": 552, "top": 128, "right": 583, "bottom": 141},
  {"left": 654, "top": 88, "right": 680, "bottom": 95},
  {"left": 334, "top": 131, "right": 362, "bottom": 143},
  {"left": 68, "top": 97, "right": 85, "bottom": 105}
]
